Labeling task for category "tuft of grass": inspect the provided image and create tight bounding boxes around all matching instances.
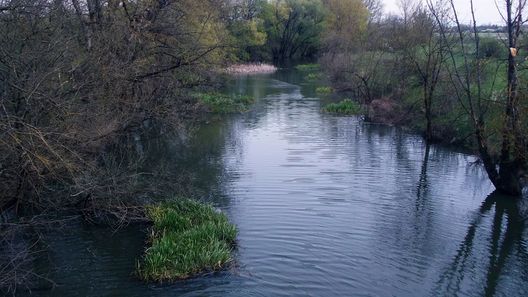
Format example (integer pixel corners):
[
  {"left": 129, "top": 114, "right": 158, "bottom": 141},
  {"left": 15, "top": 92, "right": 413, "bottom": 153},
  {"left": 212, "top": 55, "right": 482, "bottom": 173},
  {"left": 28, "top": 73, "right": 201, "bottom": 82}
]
[
  {"left": 315, "top": 86, "right": 333, "bottom": 95},
  {"left": 137, "top": 199, "right": 237, "bottom": 282},
  {"left": 194, "top": 92, "right": 254, "bottom": 113},
  {"left": 323, "top": 99, "right": 362, "bottom": 115},
  {"left": 295, "top": 63, "right": 320, "bottom": 72},
  {"left": 306, "top": 72, "right": 322, "bottom": 80}
]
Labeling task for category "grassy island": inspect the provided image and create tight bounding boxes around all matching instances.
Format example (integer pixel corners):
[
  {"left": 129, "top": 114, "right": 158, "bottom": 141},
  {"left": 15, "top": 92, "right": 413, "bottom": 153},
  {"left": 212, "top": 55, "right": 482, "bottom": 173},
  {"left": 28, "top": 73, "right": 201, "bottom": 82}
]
[
  {"left": 195, "top": 92, "right": 254, "bottom": 113},
  {"left": 323, "top": 99, "right": 362, "bottom": 115},
  {"left": 137, "top": 199, "right": 237, "bottom": 282}
]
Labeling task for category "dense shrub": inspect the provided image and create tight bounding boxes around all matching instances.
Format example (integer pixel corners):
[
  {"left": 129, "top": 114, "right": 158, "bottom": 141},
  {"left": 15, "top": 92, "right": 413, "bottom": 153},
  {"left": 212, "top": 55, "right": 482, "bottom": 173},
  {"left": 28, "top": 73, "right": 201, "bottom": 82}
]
[{"left": 479, "top": 37, "right": 505, "bottom": 59}]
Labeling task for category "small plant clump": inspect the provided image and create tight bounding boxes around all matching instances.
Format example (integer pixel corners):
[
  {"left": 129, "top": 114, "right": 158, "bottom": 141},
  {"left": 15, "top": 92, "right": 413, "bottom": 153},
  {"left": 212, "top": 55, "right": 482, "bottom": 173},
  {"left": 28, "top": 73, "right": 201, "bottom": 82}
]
[
  {"left": 295, "top": 63, "right": 320, "bottom": 72},
  {"left": 323, "top": 99, "right": 362, "bottom": 115},
  {"left": 137, "top": 199, "right": 237, "bottom": 282},
  {"left": 195, "top": 92, "right": 255, "bottom": 113},
  {"left": 306, "top": 72, "right": 322, "bottom": 80},
  {"left": 315, "top": 86, "right": 333, "bottom": 95}
]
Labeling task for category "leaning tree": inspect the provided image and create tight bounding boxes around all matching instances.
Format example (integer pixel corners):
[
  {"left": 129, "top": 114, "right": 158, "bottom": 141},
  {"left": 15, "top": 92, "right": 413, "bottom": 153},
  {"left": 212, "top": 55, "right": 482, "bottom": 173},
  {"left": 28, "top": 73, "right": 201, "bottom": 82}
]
[{"left": 428, "top": 0, "right": 527, "bottom": 195}]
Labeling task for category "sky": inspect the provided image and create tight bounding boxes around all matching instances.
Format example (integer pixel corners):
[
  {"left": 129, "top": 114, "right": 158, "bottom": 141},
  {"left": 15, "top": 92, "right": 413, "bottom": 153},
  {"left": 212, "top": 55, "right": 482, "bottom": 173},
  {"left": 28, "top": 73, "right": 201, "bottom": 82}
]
[{"left": 382, "top": 0, "right": 505, "bottom": 24}]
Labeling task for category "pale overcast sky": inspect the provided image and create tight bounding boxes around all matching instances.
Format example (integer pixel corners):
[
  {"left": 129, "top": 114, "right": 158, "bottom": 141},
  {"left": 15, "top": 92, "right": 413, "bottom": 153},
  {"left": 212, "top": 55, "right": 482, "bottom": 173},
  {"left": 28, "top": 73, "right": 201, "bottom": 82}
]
[{"left": 383, "top": 0, "right": 505, "bottom": 24}]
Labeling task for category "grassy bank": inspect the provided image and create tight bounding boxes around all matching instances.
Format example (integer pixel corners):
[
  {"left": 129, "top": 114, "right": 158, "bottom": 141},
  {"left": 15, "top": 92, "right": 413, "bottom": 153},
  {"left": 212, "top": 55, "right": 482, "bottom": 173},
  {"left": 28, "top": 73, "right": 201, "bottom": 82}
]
[
  {"left": 295, "top": 63, "right": 320, "bottom": 72},
  {"left": 318, "top": 45, "right": 515, "bottom": 149},
  {"left": 137, "top": 199, "right": 237, "bottom": 282},
  {"left": 195, "top": 92, "right": 255, "bottom": 113}
]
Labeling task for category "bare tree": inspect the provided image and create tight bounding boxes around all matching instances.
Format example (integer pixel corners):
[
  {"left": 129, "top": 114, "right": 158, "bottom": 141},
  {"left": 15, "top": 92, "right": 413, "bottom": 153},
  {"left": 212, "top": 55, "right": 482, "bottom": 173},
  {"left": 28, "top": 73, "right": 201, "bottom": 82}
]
[
  {"left": 428, "top": 0, "right": 527, "bottom": 195},
  {"left": 402, "top": 2, "right": 448, "bottom": 142},
  {"left": 363, "top": 0, "right": 383, "bottom": 23}
]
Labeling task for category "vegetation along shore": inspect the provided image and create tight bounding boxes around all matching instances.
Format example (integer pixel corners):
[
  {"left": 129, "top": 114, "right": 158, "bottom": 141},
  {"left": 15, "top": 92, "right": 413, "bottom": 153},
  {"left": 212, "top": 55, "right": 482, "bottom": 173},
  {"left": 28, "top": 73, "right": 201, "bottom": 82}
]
[{"left": 1, "top": 0, "right": 527, "bottom": 294}]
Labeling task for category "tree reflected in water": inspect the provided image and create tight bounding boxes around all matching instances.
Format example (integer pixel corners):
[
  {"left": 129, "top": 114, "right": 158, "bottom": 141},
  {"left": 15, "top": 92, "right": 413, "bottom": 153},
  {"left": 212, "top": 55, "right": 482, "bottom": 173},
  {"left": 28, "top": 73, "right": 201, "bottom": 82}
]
[
  {"left": 416, "top": 144, "right": 431, "bottom": 211},
  {"left": 435, "top": 191, "right": 528, "bottom": 296}
]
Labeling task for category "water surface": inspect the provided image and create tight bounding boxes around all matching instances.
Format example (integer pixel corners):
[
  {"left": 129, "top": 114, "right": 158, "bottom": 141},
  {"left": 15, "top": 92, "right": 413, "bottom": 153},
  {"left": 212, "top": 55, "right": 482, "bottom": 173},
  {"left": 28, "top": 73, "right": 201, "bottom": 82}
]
[{"left": 30, "top": 70, "right": 528, "bottom": 297}]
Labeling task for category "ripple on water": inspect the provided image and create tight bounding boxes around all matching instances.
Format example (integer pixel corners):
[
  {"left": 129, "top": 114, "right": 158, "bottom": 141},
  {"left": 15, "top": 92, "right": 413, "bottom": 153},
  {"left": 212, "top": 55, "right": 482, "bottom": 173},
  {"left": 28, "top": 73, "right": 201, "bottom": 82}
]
[{"left": 33, "top": 71, "right": 527, "bottom": 297}]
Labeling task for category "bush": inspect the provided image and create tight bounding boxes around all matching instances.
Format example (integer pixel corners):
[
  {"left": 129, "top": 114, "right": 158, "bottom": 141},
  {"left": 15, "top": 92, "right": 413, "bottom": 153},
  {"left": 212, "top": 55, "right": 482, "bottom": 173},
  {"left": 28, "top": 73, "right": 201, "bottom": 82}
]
[
  {"left": 137, "top": 199, "right": 237, "bottom": 282},
  {"left": 479, "top": 38, "right": 504, "bottom": 59},
  {"left": 323, "top": 99, "right": 362, "bottom": 115}
]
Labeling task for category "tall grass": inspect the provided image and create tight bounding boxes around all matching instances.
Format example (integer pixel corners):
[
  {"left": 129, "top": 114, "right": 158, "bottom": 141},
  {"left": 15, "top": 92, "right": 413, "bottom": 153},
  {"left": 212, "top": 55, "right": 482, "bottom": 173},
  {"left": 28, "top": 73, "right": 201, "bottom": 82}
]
[{"left": 137, "top": 199, "right": 237, "bottom": 282}]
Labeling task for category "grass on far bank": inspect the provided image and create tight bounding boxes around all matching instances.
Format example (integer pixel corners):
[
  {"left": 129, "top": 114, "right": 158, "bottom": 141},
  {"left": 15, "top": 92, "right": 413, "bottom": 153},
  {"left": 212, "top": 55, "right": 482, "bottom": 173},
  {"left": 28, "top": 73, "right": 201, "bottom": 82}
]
[
  {"left": 137, "top": 199, "right": 237, "bottom": 282},
  {"left": 306, "top": 72, "right": 322, "bottom": 80},
  {"left": 295, "top": 63, "right": 320, "bottom": 72},
  {"left": 315, "top": 86, "right": 333, "bottom": 95},
  {"left": 323, "top": 99, "right": 362, "bottom": 115},
  {"left": 194, "top": 92, "right": 254, "bottom": 113}
]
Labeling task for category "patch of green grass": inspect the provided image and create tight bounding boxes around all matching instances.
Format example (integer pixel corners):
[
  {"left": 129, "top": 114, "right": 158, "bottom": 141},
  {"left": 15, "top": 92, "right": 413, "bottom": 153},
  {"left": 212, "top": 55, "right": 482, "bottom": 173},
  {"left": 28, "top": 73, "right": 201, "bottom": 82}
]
[
  {"left": 295, "top": 63, "right": 320, "bottom": 72},
  {"left": 323, "top": 99, "right": 362, "bottom": 115},
  {"left": 194, "top": 92, "right": 254, "bottom": 113},
  {"left": 137, "top": 199, "right": 237, "bottom": 282},
  {"left": 306, "top": 72, "right": 322, "bottom": 80},
  {"left": 315, "top": 86, "right": 333, "bottom": 95}
]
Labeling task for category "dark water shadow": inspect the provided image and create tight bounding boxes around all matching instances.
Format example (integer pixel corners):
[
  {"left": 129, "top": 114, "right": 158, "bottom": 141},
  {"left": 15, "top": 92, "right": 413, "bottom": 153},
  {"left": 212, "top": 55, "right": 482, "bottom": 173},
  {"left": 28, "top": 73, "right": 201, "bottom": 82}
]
[
  {"left": 434, "top": 191, "right": 528, "bottom": 297},
  {"left": 416, "top": 144, "right": 431, "bottom": 211}
]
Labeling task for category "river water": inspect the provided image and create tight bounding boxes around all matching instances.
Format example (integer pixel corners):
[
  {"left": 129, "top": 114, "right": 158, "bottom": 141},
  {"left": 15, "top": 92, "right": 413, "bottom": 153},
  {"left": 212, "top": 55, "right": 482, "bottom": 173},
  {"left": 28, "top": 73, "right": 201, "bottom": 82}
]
[{"left": 30, "top": 70, "right": 528, "bottom": 297}]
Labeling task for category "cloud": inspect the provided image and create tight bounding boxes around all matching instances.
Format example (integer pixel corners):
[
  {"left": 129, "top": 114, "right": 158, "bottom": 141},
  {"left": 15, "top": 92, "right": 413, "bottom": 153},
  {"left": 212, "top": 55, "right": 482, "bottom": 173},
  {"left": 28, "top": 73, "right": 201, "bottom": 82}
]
[{"left": 382, "top": 0, "right": 503, "bottom": 24}]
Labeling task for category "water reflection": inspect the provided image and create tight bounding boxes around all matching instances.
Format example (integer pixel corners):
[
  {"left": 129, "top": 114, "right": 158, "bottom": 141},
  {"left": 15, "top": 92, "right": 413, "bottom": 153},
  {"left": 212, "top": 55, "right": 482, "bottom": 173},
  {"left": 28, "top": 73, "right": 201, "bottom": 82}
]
[
  {"left": 416, "top": 144, "right": 431, "bottom": 210},
  {"left": 435, "top": 192, "right": 528, "bottom": 297},
  {"left": 103, "top": 117, "right": 243, "bottom": 207}
]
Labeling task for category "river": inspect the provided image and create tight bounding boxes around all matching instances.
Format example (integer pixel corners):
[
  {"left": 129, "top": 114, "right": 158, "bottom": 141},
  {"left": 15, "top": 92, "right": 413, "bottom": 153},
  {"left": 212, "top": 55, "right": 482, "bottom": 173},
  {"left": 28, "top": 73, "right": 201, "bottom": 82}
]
[{"left": 29, "top": 69, "right": 528, "bottom": 297}]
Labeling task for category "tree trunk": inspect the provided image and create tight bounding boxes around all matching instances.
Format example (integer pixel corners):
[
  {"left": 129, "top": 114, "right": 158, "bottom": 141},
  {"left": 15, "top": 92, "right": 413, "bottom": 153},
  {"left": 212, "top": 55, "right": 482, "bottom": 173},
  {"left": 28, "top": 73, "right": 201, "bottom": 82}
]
[
  {"left": 71, "top": 0, "right": 91, "bottom": 50},
  {"left": 495, "top": 0, "right": 525, "bottom": 196},
  {"left": 497, "top": 162, "right": 523, "bottom": 195},
  {"left": 424, "top": 85, "right": 433, "bottom": 142}
]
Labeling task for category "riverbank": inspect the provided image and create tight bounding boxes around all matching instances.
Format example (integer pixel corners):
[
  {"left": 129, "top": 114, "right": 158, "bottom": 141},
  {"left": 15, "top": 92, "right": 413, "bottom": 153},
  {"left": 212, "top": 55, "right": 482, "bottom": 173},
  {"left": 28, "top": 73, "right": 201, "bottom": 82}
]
[
  {"left": 294, "top": 62, "right": 477, "bottom": 149},
  {"left": 364, "top": 96, "right": 477, "bottom": 148},
  {"left": 0, "top": 87, "right": 256, "bottom": 293}
]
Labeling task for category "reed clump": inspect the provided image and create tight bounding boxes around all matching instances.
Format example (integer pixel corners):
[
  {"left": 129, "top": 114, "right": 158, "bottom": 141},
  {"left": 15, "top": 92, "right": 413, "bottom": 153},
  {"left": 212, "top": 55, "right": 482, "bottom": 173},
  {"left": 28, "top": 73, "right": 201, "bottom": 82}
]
[
  {"left": 137, "top": 199, "right": 237, "bottom": 282},
  {"left": 195, "top": 92, "right": 255, "bottom": 113},
  {"left": 323, "top": 99, "right": 362, "bottom": 115}
]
